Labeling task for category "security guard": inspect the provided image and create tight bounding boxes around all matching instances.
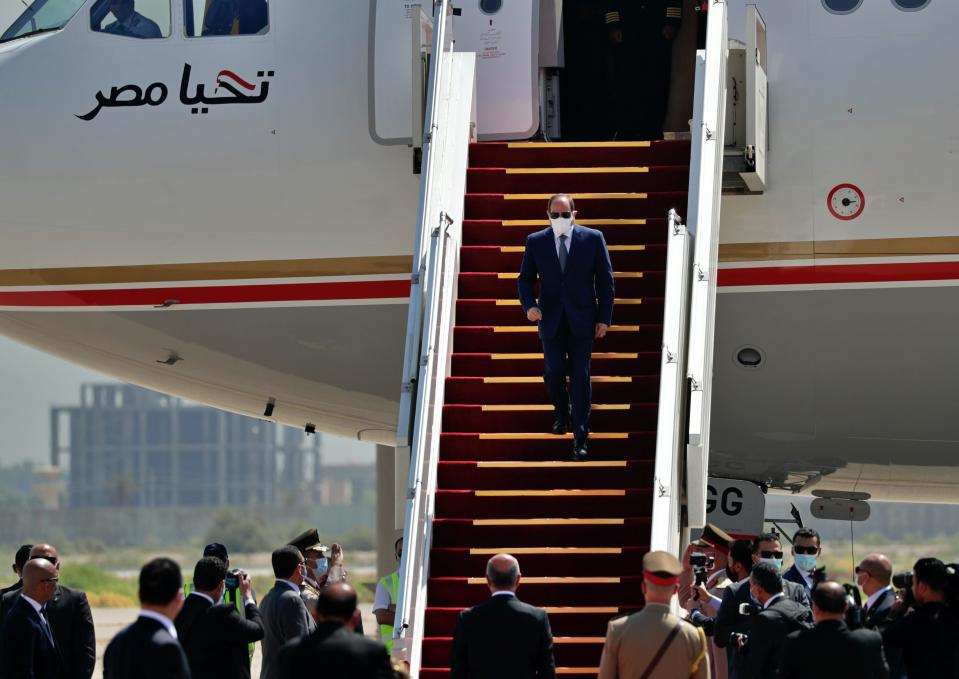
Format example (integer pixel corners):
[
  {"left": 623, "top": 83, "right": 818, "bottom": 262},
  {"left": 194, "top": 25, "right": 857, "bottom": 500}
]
[
  {"left": 373, "top": 537, "right": 403, "bottom": 654},
  {"left": 605, "top": 0, "right": 683, "bottom": 139},
  {"left": 599, "top": 550, "right": 711, "bottom": 678}
]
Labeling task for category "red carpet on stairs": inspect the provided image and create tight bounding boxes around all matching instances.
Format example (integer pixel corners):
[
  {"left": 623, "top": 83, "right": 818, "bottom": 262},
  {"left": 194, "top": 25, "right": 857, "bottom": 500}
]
[{"left": 420, "top": 140, "right": 689, "bottom": 677}]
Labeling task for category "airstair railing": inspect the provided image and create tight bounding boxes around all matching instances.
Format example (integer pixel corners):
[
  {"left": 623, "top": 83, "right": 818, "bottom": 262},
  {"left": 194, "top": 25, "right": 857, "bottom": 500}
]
[
  {"left": 649, "top": 209, "right": 693, "bottom": 554},
  {"left": 685, "top": 0, "right": 729, "bottom": 530},
  {"left": 393, "top": 0, "right": 476, "bottom": 672}
]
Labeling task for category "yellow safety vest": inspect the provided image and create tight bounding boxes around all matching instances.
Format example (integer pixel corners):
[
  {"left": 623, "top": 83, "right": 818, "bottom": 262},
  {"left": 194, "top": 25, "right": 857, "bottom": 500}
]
[{"left": 379, "top": 571, "right": 399, "bottom": 653}]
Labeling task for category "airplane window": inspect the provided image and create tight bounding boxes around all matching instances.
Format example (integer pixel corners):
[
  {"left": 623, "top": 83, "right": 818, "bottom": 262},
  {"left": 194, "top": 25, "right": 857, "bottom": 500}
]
[
  {"left": 90, "top": 0, "right": 171, "bottom": 38},
  {"left": 2, "top": 0, "right": 86, "bottom": 43},
  {"left": 892, "top": 0, "right": 930, "bottom": 10},
  {"left": 183, "top": 0, "right": 269, "bottom": 38},
  {"left": 821, "top": 0, "right": 863, "bottom": 13}
]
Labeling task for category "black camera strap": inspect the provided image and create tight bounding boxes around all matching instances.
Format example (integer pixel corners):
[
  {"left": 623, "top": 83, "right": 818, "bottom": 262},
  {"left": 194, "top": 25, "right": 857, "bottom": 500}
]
[{"left": 639, "top": 623, "right": 682, "bottom": 679}]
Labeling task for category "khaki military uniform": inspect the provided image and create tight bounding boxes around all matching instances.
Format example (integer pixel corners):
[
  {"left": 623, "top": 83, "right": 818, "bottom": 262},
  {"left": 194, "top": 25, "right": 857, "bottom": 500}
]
[{"left": 598, "top": 603, "right": 710, "bottom": 679}]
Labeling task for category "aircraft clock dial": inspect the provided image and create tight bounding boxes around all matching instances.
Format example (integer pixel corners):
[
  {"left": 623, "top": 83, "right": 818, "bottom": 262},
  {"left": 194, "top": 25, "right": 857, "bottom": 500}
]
[{"left": 827, "top": 183, "right": 865, "bottom": 221}]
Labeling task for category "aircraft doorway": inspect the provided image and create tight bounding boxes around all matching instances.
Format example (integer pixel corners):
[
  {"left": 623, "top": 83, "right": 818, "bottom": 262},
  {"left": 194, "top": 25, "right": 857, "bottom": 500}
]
[{"left": 557, "top": 0, "right": 700, "bottom": 141}]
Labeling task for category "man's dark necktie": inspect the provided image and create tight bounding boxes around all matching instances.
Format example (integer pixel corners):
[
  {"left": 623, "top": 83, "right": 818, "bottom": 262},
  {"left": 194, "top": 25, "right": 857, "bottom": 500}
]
[
  {"left": 558, "top": 234, "right": 568, "bottom": 272},
  {"left": 39, "top": 606, "right": 56, "bottom": 648}
]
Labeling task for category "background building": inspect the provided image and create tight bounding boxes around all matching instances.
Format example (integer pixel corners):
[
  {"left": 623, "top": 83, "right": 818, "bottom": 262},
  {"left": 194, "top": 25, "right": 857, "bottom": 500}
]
[{"left": 51, "top": 384, "right": 373, "bottom": 509}]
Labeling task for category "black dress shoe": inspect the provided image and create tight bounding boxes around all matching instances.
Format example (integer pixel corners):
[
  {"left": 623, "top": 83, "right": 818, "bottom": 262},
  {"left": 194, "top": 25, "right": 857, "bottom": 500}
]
[
  {"left": 572, "top": 437, "right": 588, "bottom": 461},
  {"left": 552, "top": 408, "right": 570, "bottom": 435}
]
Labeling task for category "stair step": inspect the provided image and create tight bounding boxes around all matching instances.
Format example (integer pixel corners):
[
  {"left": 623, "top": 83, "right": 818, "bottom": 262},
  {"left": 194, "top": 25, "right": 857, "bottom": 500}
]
[
  {"left": 462, "top": 219, "right": 668, "bottom": 247},
  {"left": 466, "top": 165, "right": 689, "bottom": 193},
  {"left": 458, "top": 270, "right": 664, "bottom": 298},
  {"left": 459, "top": 245, "right": 666, "bottom": 274},
  {"left": 428, "top": 547, "right": 649, "bottom": 579},
  {"left": 464, "top": 192, "right": 687, "bottom": 221},
  {"left": 439, "top": 431, "right": 656, "bottom": 461},
  {"left": 453, "top": 325, "right": 663, "bottom": 353},
  {"left": 444, "top": 375, "right": 662, "bottom": 405},
  {"left": 436, "top": 460, "right": 653, "bottom": 490},
  {"left": 431, "top": 517, "right": 651, "bottom": 548},
  {"left": 441, "top": 402, "right": 657, "bottom": 434},
  {"left": 424, "top": 604, "right": 639, "bottom": 636},
  {"left": 469, "top": 140, "right": 690, "bottom": 168},
  {"left": 450, "top": 352, "right": 661, "bottom": 378},
  {"left": 422, "top": 635, "right": 606, "bottom": 668},
  {"left": 454, "top": 298, "right": 664, "bottom": 326},
  {"left": 435, "top": 488, "right": 653, "bottom": 519},
  {"left": 426, "top": 576, "right": 646, "bottom": 607}
]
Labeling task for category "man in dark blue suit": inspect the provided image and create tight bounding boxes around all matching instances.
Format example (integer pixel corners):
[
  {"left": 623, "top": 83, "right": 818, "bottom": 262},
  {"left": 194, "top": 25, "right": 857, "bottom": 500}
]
[
  {"left": 104, "top": 557, "right": 189, "bottom": 679},
  {"left": 518, "top": 193, "right": 614, "bottom": 460},
  {"left": 0, "top": 558, "right": 64, "bottom": 679}
]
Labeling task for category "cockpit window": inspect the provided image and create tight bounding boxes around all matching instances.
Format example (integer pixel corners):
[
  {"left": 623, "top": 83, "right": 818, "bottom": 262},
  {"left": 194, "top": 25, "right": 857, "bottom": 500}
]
[
  {"left": 821, "top": 0, "right": 863, "bottom": 13},
  {"left": 891, "top": 0, "right": 930, "bottom": 10},
  {"left": 1, "top": 0, "right": 86, "bottom": 43},
  {"left": 182, "top": 0, "right": 269, "bottom": 38},
  {"left": 90, "top": 0, "right": 170, "bottom": 39}
]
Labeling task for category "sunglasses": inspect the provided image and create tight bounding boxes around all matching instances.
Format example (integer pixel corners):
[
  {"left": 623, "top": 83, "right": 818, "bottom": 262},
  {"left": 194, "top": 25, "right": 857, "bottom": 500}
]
[
  {"left": 793, "top": 546, "right": 819, "bottom": 555},
  {"left": 760, "top": 550, "right": 784, "bottom": 560},
  {"left": 549, "top": 211, "right": 572, "bottom": 219}
]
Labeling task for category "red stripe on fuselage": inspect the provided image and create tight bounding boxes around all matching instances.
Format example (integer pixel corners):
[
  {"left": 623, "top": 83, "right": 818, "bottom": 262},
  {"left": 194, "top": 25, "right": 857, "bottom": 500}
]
[
  {"left": 718, "top": 261, "right": 959, "bottom": 287},
  {"left": 0, "top": 280, "right": 412, "bottom": 307}
]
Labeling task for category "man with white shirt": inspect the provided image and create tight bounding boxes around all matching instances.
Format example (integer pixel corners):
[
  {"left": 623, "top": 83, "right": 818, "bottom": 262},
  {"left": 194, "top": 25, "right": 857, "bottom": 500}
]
[
  {"left": 857, "top": 553, "right": 895, "bottom": 633},
  {"left": 0, "top": 558, "right": 64, "bottom": 679},
  {"left": 519, "top": 193, "right": 615, "bottom": 460},
  {"left": 450, "top": 554, "right": 556, "bottom": 679},
  {"left": 103, "top": 557, "right": 189, "bottom": 679},
  {"left": 259, "top": 546, "right": 315, "bottom": 679},
  {"left": 175, "top": 557, "right": 264, "bottom": 679},
  {"left": 738, "top": 562, "right": 812, "bottom": 679}
]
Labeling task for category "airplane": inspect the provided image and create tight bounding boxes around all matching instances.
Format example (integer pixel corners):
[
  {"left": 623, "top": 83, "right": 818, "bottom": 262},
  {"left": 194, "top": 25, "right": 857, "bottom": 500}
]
[{"left": 0, "top": 0, "right": 957, "bottom": 511}]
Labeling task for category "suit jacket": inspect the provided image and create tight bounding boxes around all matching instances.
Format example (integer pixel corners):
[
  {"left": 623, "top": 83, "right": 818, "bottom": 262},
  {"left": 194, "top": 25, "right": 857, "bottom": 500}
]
[
  {"left": 779, "top": 620, "right": 888, "bottom": 679},
  {"left": 882, "top": 601, "right": 959, "bottom": 679},
  {"left": 175, "top": 593, "right": 264, "bottom": 679},
  {"left": 738, "top": 596, "right": 813, "bottom": 679},
  {"left": 863, "top": 588, "right": 895, "bottom": 633},
  {"left": 0, "top": 584, "right": 95, "bottom": 679},
  {"left": 259, "top": 582, "right": 315, "bottom": 679},
  {"left": 102, "top": 615, "right": 189, "bottom": 679},
  {"left": 450, "top": 593, "right": 556, "bottom": 679},
  {"left": 598, "top": 603, "right": 709, "bottom": 679},
  {"left": 518, "top": 225, "right": 614, "bottom": 339},
  {"left": 0, "top": 595, "right": 64, "bottom": 679},
  {"left": 277, "top": 621, "right": 393, "bottom": 679}
]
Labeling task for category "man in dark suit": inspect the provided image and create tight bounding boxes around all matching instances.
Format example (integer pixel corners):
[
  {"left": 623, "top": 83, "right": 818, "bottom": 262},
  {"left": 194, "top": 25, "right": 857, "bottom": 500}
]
[
  {"left": 450, "top": 554, "right": 556, "bottom": 679},
  {"left": 259, "top": 546, "right": 315, "bottom": 679},
  {"left": 779, "top": 581, "right": 888, "bottom": 679},
  {"left": 0, "top": 544, "right": 33, "bottom": 596},
  {"left": 0, "top": 543, "right": 96, "bottom": 679},
  {"left": 738, "top": 562, "right": 812, "bottom": 679},
  {"left": 0, "top": 558, "right": 64, "bottom": 679},
  {"left": 103, "top": 557, "right": 189, "bottom": 679},
  {"left": 856, "top": 554, "right": 895, "bottom": 632},
  {"left": 714, "top": 538, "right": 808, "bottom": 679},
  {"left": 175, "top": 556, "right": 264, "bottom": 679},
  {"left": 782, "top": 529, "right": 825, "bottom": 602},
  {"left": 519, "top": 193, "right": 615, "bottom": 460},
  {"left": 277, "top": 583, "right": 392, "bottom": 679}
]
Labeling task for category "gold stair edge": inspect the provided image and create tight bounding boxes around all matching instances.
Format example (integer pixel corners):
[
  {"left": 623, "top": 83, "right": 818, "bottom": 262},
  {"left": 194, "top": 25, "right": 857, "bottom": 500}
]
[
  {"left": 474, "top": 490, "right": 627, "bottom": 497},
  {"left": 505, "top": 141, "right": 651, "bottom": 148},
  {"left": 490, "top": 353, "right": 639, "bottom": 359},
  {"left": 472, "top": 518, "right": 626, "bottom": 525},
  {"left": 479, "top": 404, "right": 630, "bottom": 411},
  {"left": 468, "top": 547, "right": 624, "bottom": 555},
  {"left": 476, "top": 461, "right": 628, "bottom": 469},
  {"left": 481, "top": 376, "right": 634, "bottom": 383},
  {"left": 504, "top": 167, "right": 649, "bottom": 174},
  {"left": 502, "top": 193, "right": 647, "bottom": 200},
  {"left": 489, "top": 324, "right": 640, "bottom": 332},
  {"left": 477, "top": 432, "right": 630, "bottom": 440}
]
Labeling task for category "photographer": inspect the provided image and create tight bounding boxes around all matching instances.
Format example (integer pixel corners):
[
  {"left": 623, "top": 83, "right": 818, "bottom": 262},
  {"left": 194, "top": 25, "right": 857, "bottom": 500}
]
[
  {"left": 713, "top": 539, "right": 756, "bottom": 679},
  {"left": 175, "top": 556, "right": 264, "bottom": 679},
  {"left": 681, "top": 525, "right": 734, "bottom": 679},
  {"left": 882, "top": 557, "right": 959, "bottom": 679}
]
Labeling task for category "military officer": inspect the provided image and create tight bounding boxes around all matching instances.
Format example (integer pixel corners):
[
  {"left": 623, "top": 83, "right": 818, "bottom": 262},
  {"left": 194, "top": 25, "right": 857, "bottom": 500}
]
[
  {"left": 605, "top": 0, "right": 683, "bottom": 139},
  {"left": 599, "top": 550, "right": 711, "bottom": 679}
]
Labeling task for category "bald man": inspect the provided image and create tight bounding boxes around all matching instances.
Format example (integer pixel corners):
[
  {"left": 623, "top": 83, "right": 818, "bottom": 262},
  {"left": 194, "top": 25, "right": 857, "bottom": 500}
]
[
  {"left": 277, "top": 583, "right": 392, "bottom": 678},
  {"left": 451, "top": 554, "right": 556, "bottom": 679},
  {"left": 0, "top": 544, "right": 95, "bottom": 679},
  {"left": 856, "top": 554, "right": 895, "bottom": 633},
  {"left": 0, "top": 558, "right": 64, "bottom": 678},
  {"left": 779, "top": 582, "right": 888, "bottom": 679}
]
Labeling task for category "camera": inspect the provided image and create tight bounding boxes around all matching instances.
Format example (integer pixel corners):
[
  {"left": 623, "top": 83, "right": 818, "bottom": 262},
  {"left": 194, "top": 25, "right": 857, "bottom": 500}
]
[
  {"left": 892, "top": 571, "right": 913, "bottom": 590},
  {"left": 738, "top": 602, "right": 760, "bottom": 616},
  {"left": 842, "top": 583, "right": 864, "bottom": 628},
  {"left": 225, "top": 569, "right": 241, "bottom": 590},
  {"left": 690, "top": 552, "right": 715, "bottom": 588}
]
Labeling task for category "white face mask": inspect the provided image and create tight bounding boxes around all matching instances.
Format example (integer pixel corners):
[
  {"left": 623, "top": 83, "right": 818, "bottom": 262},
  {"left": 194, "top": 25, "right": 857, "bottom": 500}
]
[
  {"left": 550, "top": 216, "right": 573, "bottom": 237},
  {"left": 760, "top": 557, "right": 783, "bottom": 571},
  {"left": 794, "top": 554, "right": 817, "bottom": 572}
]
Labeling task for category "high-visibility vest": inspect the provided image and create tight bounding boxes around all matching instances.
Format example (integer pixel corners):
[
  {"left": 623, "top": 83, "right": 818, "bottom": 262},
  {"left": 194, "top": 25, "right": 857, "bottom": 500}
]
[
  {"left": 184, "top": 583, "right": 255, "bottom": 660},
  {"left": 379, "top": 571, "right": 399, "bottom": 653}
]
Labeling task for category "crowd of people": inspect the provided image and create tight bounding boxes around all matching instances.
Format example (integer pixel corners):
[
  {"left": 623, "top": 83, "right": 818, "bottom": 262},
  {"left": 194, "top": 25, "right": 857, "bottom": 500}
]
[
  {"left": 0, "top": 531, "right": 406, "bottom": 679},
  {"left": 0, "top": 526, "right": 957, "bottom": 678}
]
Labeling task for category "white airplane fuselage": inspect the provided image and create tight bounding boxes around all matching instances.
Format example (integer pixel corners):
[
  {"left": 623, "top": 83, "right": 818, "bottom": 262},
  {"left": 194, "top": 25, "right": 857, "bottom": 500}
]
[{"left": 1, "top": 0, "right": 957, "bottom": 501}]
